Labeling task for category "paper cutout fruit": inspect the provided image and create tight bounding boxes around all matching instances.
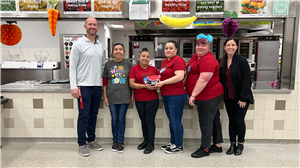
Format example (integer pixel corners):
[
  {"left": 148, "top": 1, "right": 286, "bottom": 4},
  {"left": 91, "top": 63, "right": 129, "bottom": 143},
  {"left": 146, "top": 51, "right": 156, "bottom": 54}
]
[
  {"left": 159, "top": 15, "right": 196, "bottom": 28},
  {"left": 1, "top": 21, "right": 22, "bottom": 46}
]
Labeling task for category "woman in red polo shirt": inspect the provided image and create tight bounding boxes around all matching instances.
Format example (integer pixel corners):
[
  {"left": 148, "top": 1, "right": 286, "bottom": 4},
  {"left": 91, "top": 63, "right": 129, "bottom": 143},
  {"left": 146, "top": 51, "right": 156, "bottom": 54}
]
[
  {"left": 129, "top": 48, "right": 159, "bottom": 154},
  {"left": 155, "top": 40, "right": 187, "bottom": 154},
  {"left": 185, "top": 34, "right": 224, "bottom": 158}
]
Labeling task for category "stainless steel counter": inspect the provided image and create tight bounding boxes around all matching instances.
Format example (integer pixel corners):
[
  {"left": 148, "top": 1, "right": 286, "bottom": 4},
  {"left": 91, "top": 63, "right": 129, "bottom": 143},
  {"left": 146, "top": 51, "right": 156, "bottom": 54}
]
[
  {"left": 0, "top": 82, "right": 70, "bottom": 92},
  {"left": 1, "top": 81, "right": 292, "bottom": 93}
]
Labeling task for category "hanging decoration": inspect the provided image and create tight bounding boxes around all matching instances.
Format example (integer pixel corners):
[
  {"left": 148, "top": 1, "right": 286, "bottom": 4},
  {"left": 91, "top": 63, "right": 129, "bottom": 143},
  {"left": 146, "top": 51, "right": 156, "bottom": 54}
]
[{"left": 222, "top": 17, "right": 239, "bottom": 38}]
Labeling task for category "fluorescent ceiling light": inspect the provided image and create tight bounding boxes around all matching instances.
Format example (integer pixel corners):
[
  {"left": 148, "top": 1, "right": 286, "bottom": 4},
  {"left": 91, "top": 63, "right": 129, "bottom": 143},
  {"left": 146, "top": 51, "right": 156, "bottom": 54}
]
[{"left": 111, "top": 24, "right": 124, "bottom": 28}]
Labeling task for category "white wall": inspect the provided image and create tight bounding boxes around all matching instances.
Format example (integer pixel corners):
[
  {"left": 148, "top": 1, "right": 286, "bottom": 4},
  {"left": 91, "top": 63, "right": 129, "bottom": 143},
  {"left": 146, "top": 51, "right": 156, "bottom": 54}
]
[
  {"left": 1, "top": 20, "right": 106, "bottom": 62},
  {"left": 296, "top": 19, "right": 300, "bottom": 81},
  {"left": 112, "top": 30, "right": 136, "bottom": 58}
]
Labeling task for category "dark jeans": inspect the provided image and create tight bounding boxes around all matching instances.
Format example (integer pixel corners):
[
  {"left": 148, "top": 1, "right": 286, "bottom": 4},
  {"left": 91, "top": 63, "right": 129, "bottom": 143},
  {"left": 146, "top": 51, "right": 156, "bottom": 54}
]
[
  {"left": 212, "top": 109, "right": 224, "bottom": 145},
  {"left": 194, "top": 94, "right": 223, "bottom": 148},
  {"left": 225, "top": 99, "right": 249, "bottom": 143},
  {"left": 135, "top": 99, "right": 159, "bottom": 144},
  {"left": 161, "top": 93, "right": 187, "bottom": 147},
  {"left": 109, "top": 103, "right": 129, "bottom": 143},
  {"left": 77, "top": 86, "right": 102, "bottom": 146}
]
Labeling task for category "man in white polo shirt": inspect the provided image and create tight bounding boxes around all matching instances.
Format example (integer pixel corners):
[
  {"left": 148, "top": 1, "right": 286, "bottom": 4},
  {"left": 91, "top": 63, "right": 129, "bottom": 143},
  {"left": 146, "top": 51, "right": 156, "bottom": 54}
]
[{"left": 69, "top": 17, "right": 105, "bottom": 157}]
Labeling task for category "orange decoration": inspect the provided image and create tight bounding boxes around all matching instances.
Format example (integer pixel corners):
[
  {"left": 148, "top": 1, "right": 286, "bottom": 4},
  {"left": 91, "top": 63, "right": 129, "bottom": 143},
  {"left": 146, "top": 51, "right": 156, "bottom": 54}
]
[
  {"left": 48, "top": 8, "right": 59, "bottom": 36},
  {"left": 1, "top": 21, "right": 22, "bottom": 46}
]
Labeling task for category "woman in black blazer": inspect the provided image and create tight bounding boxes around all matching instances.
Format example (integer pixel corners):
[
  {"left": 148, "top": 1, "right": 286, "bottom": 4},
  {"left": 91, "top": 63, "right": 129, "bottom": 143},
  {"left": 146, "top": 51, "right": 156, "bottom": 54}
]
[{"left": 219, "top": 38, "right": 254, "bottom": 155}]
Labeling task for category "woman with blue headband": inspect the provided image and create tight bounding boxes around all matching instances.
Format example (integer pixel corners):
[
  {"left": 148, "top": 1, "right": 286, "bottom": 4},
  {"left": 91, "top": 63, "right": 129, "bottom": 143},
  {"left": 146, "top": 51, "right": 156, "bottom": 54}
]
[{"left": 185, "top": 34, "right": 224, "bottom": 158}]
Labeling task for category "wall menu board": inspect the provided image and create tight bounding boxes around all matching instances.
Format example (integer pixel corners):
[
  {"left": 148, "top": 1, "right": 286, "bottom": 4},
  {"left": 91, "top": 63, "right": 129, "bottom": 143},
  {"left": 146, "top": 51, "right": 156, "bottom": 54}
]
[
  {"left": 162, "top": 0, "right": 190, "bottom": 14},
  {"left": 94, "top": 0, "right": 122, "bottom": 14},
  {"left": 195, "top": 0, "right": 224, "bottom": 15},
  {"left": 19, "top": 0, "right": 47, "bottom": 13},
  {"left": 62, "top": 35, "right": 83, "bottom": 69},
  {"left": 0, "top": 0, "right": 16, "bottom": 13},
  {"left": 63, "top": 0, "right": 92, "bottom": 13},
  {"left": 238, "top": 0, "right": 266, "bottom": 17}
]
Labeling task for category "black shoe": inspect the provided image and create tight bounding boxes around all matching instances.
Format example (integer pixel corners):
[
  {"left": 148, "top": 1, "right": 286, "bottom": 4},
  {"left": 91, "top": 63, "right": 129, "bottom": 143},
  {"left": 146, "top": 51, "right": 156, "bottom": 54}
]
[
  {"left": 234, "top": 143, "right": 244, "bottom": 155},
  {"left": 164, "top": 144, "right": 183, "bottom": 154},
  {"left": 209, "top": 144, "right": 222, "bottom": 153},
  {"left": 117, "top": 143, "right": 124, "bottom": 154},
  {"left": 137, "top": 141, "right": 148, "bottom": 150},
  {"left": 191, "top": 147, "right": 210, "bottom": 158},
  {"left": 226, "top": 143, "right": 237, "bottom": 155},
  {"left": 112, "top": 142, "right": 118, "bottom": 152},
  {"left": 144, "top": 144, "right": 154, "bottom": 154}
]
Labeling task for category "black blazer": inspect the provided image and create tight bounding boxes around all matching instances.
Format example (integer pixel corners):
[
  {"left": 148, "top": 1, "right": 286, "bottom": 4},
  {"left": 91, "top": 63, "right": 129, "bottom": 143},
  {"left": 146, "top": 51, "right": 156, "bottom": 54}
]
[{"left": 219, "top": 54, "right": 254, "bottom": 104}]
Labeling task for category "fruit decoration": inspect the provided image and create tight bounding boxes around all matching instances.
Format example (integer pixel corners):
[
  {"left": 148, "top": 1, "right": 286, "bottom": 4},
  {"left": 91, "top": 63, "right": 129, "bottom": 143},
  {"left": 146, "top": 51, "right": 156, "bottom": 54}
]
[
  {"left": 159, "top": 15, "right": 196, "bottom": 28},
  {"left": 222, "top": 17, "right": 238, "bottom": 38},
  {"left": 1, "top": 21, "right": 22, "bottom": 46}
]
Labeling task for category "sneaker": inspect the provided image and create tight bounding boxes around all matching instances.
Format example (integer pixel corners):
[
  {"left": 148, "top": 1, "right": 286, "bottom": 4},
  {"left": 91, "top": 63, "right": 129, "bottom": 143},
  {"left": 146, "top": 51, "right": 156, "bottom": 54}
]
[
  {"left": 78, "top": 144, "right": 90, "bottom": 157},
  {"left": 191, "top": 147, "right": 209, "bottom": 158},
  {"left": 112, "top": 142, "right": 118, "bottom": 152},
  {"left": 88, "top": 140, "right": 103, "bottom": 151},
  {"left": 117, "top": 143, "right": 124, "bottom": 154},
  {"left": 161, "top": 142, "right": 173, "bottom": 151},
  {"left": 164, "top": 144, "right": 183, "bottom": 154},
  {"left": 209, "top": 144, "right": 222, "bottom": 153}
]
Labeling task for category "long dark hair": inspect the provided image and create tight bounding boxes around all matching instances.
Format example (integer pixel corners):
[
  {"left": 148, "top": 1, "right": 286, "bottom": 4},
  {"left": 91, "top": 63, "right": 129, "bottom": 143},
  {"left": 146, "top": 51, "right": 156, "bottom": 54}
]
[{"left": 220, "top": 38, "right": 238, "bottom": 67}]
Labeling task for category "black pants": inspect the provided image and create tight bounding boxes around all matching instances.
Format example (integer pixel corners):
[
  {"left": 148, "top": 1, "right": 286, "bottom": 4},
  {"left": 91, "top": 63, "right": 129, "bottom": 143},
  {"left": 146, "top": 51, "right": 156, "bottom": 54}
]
[
  {"left": 195, "top": 94, "right": 223, "bottom": 148},
  {"left": 135, "top": 99, "right": 159, "bottom": 144},
  {"left": 225, "top": 99, "right": 249, "bottom": 143}
]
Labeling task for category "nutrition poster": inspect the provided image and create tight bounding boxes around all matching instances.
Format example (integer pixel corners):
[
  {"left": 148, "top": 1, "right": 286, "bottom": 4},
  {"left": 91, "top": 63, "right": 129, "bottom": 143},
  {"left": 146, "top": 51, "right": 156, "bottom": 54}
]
[
  {"left": 238, "top": 0, "right": 266, "bottom": 17},
  {"left": 63, "top": 0, "right": 92, "bottom": 14},
  {"left": 195, "top": 0, "right": 224, "bottom": 15},
  {"left": 62, "top": 35, "right": 83, "bottom": 69},
  {"left": 0, "top": 0, "right": 16, "bottom": 13},
  {"left": 19, "top": 0, "right": 47, "bottom": 13},
  {"left": 94, "top": 0, "right": 122, "bottom": 14},
  {"left": 162, "top": 0, "right": 190, "bottom": 14}
]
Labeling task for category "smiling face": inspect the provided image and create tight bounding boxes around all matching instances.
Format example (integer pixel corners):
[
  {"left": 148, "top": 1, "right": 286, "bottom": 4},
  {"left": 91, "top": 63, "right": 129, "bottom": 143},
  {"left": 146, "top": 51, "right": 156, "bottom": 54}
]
[
  {"left": 84, "top": 17, "right": 98, "bottom": 36},
  {"left": 224, "top": 40, "right": 238, "bottom": 56},
  {"left": 164, "top": 42, "right": 178, "bottom": 59},
  {"left": 113, "top": 45, "right": 125, "bottom": 60},
  {"left": 196, "top": 43, "right": 210, "bottom": 57},
  {"left": 139, "top": 51, "right": 151, "bottom": 67}
]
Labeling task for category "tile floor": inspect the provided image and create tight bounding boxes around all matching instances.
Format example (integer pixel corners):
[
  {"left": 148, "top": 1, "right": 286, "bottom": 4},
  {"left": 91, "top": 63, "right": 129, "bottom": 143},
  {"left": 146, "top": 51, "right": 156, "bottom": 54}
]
[{"left": 1, "top": 138, "right": 299, "bottom": 168}]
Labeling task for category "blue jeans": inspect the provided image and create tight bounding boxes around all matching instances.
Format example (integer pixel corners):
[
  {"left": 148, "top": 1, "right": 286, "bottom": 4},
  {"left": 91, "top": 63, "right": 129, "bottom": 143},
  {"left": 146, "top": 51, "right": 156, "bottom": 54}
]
[
  {"left": 161, "top": 93, "right": 187, "bottom": 147},
  {"left": 109, "top": 104, "right": 129, "bottom": 143},
  {"left": 77, "top": 86, "right": 102, "bottom": 146}
]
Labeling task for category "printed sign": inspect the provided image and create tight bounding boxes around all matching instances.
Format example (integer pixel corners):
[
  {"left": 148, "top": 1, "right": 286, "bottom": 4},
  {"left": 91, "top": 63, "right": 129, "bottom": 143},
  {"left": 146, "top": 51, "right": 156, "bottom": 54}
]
[
  {"left": 238, "top": 0, "right": 266, "bottom": 17},
  {"left": 63, "top": 0, "right": 91, "bottom": 14},
  {"left": 94, "top": 0, "right": 122, "bottom": 14},
  {"left": 273, "top": 0, "right": 289, "bottom": 15},
  {"left": 162, "top": 0, "right": 190, "bottom": 14},
  {"left": 196, "top": 0, "right": 224, "bottom": 15},
  {"left": 63, "top": 35, "right": 83, "bottom": 69},
  {"left": 19, "top": 0, "right": 47, "bottom": 13},
  {"left": 0, "top": 0, "right": 16, "bottom": 13}
]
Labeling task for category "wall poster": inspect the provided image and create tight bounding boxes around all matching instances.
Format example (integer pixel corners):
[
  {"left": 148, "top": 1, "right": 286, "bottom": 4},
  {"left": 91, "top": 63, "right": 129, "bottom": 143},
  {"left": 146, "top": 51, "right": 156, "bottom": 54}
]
[
  {"left": 238, "top": 0, "right": 266, "bottom": 17},
  {"left": 94, "top": 0, "right": 122, "bottom": 14},
  {"left": 63, "top": 0, "right": 92, "bottom": 14},
  {"left": 196, "top": 0, "right": 224, "bottom": 15},
  {"left": 162, "top": 0, "right": 190, "bottom": 14},
  {"left": 1, "top": 0, "right": 16, "bottom": 13},
  {"left": 19, "top": 0, "right": 47, "bottom": 13}
]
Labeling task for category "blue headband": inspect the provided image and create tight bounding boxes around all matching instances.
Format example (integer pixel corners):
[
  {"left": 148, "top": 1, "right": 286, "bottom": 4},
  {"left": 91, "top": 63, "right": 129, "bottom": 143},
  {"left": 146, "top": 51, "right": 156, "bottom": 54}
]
[{"left": 197, "top": 34, "right": 213, "bottom": 43}]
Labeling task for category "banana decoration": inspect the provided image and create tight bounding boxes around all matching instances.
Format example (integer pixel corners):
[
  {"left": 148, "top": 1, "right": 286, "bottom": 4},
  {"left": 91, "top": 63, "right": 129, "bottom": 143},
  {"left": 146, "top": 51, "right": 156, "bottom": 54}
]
[{"left": 159, "top": 15, "right": 197, "bottom": 28}]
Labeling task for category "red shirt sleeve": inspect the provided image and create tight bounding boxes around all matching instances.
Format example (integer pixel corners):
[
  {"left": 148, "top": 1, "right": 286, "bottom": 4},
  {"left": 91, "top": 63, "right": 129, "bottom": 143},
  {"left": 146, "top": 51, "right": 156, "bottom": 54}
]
[
  {"left": 129, "top": 66, "right": 135, "bottom": 79},
  {"left": 103, "top": 78, "right": 108, "bottom": 86},
  {"left": 173, "top": 56, "right": 186, "bottom": 71}
]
